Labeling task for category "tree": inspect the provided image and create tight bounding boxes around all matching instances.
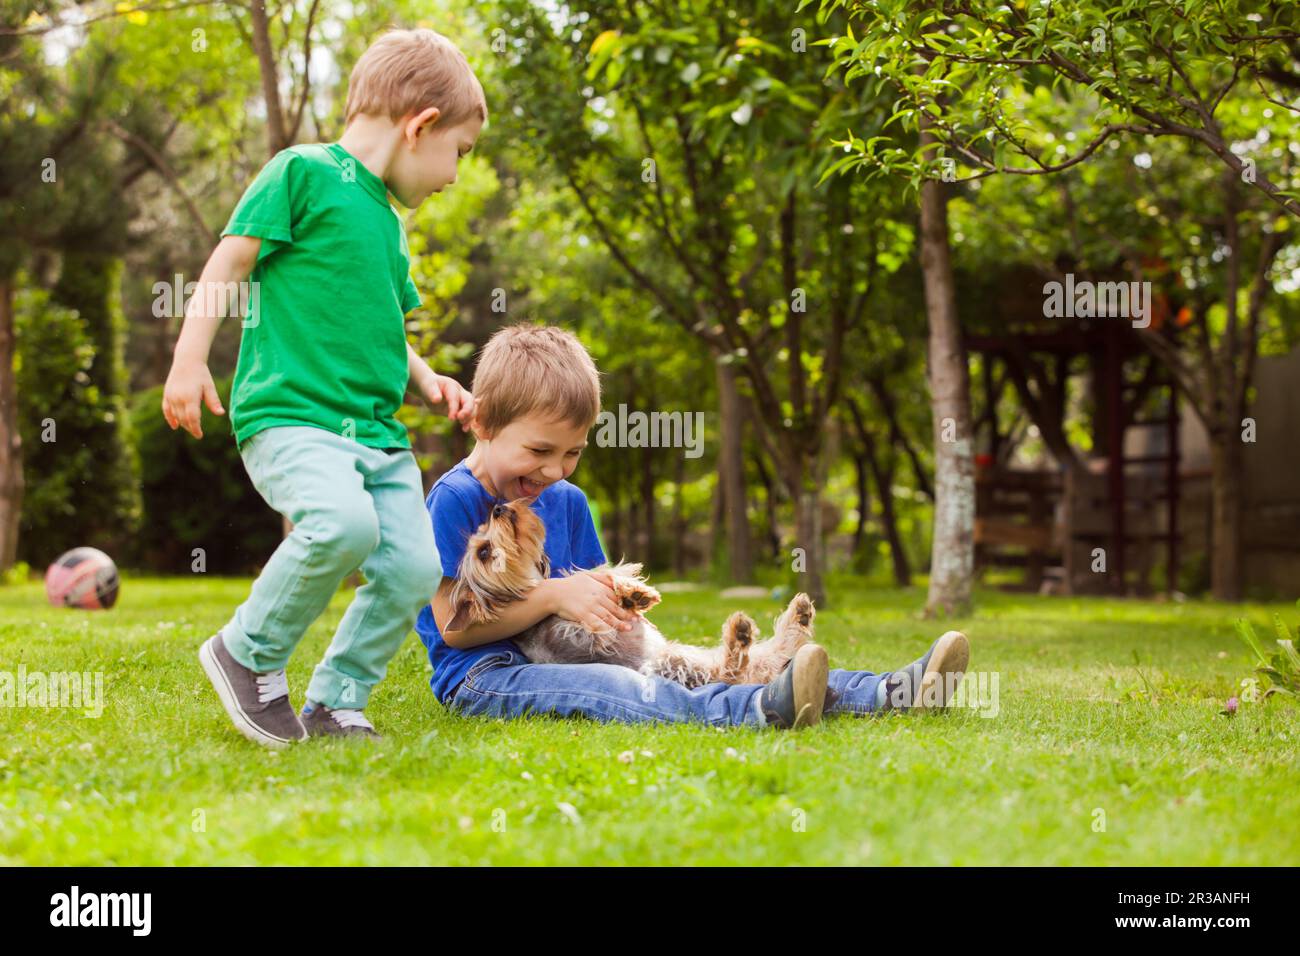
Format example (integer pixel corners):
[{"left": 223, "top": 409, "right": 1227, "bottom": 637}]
[
  {"left": 815, "top": 7, "right": 977, "bottom": 612},
  {"left": 951, "top": 136, "right": 1294, "bottom": 600},
  {"left": 814, "top": 0, "right": 1300, "bottom": 216},
  {"left": 486, "top": 0, "right": 909, "bottom": 603},
  {"left": 818, "top": 0, "right": 1300, "bottom": 600}
]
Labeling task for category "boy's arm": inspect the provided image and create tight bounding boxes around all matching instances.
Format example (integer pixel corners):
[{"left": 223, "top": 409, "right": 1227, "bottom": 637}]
[
  {"left": 433, "top": 576, "right": 558, "bottom": 649},
  {"left": 161, "top": 235, "right": 262, "bottom": 439},
  {"left": 406, "top": 343, "right": 474, "bottom": 432},
  {"left": 433, "top": 572, "right": 633, "bottom": 649}
]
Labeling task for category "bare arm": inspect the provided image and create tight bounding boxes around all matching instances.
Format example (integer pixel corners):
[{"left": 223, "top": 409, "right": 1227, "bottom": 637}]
[
  {"left": 162, "top": 235, "right": 262, "bottom": 438},
  {"left": 406, "top": 343, "right": 474, "bottom": 430},
  {"left": 433, "top": 577, "right": 559, "bottom": 649},
  {"left": 406, "top": 342, "right": 438, "bottom": 394},
  {"left": 433, "top": 571, "right": 635, "bottom": 649}
]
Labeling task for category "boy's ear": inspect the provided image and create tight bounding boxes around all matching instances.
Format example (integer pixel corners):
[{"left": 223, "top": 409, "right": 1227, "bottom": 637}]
[
  {"left": 405, "top": 106, "right": 442, "bottom": 142},
  {"left": 468, "top": 411, "right": 492, "bottom": 443}
]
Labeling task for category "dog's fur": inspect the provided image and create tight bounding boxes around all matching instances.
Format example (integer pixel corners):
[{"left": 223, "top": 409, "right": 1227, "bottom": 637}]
[{"left": 446, "top": 499, "right": 816, "bottom": 687}]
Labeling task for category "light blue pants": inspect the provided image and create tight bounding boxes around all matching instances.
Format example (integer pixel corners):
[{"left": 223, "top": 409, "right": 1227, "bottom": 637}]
[{"left": 223, "top": 425, "right": 441, "bottom": 710}]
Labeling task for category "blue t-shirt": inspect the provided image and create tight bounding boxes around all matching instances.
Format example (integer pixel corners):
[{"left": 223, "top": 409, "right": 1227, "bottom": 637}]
[{"left": 415, "top": 460, "right": 607, "bottom": 704}]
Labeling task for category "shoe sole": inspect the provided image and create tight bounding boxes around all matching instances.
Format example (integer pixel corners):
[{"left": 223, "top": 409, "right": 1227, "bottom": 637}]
[
  {"left": 790, "top": 643, "right": 829, "bottom": 728},
  {"left": 911, "top": 630, "right": 970, "bottom": 714},
  {"left": 199, "top": 636, "right": 303, "bottom": 749}
]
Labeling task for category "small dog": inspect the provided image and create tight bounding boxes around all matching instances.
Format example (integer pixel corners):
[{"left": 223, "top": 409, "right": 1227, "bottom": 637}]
[{"left": 446, "top": 499, "right": 816, "bottom": 688}]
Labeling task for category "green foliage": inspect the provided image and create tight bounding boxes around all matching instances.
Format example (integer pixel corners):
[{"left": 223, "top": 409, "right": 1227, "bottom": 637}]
[
  {"left": 815, "top": 0, "right": 1300, "bottom": 216},
  {"left": 128, "top": 378, "right": 281, "bottom": 575},
  {"left": 14, "top": 276, "right": 139, "bottom": 566},
  {"left": 0, "top": 561, "right": 31, "bottom": 586},
  {"left": 1235, "top": 601, "right": 1300, "bottom": 701}
]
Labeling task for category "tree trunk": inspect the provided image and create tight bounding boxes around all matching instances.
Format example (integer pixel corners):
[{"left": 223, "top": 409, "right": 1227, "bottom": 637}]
[
  {"left": 249, "top": 0, "right": 290, "bottom": 157},
  {"left": 1208, "top": 433, "right": 1244, "bottom": 601},
  {"left": 0, "top": 279, "right": 23, "bottom": 572},
  {"left": 640, "top": 441, "right": 655, "bottom": 567},
  {"left": 752, "top": 449, "right": 781, "bottom": 561},
  {"left": 851, "top": 449, "right": 870, "bottom": 559},
  {"left": 609, "top": 476, "right": 623, "bottom": 560},
  {"left": 849, "top": 398, "right": 911, "bottom": 588},
  {"left": 862, "top": 437, "right": 911, "bottom": 588},
  {"left": 919, "top": 120, "right": 975, "bottom": 616},
  {"left": 784, "top": 450, "right": 827, "bottom": 606},
  {"left": 672, "top": 453, "right": 686, "bottom": 577},
  {"left": 716, "top": 357, "right": 753, "bottom": 583}
]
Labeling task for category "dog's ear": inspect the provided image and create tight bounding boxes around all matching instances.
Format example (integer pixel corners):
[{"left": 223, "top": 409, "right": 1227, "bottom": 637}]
[{"left": 445, "top": 599, "right": 476, "bottom": 633}]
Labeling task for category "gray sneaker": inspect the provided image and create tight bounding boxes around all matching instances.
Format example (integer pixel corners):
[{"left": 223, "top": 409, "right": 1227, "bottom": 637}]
[
  {"left": 300, "top": 703, "right": 381, "bottom": 740},
  {"left": 758, "top": 643, "right": 830, "bottom": 729},
  {"left": 198, "top": 632, "right": 306, "bottom": 749},
  {"left": 881, "top": 630, "right": 970, "bottom": 713}
]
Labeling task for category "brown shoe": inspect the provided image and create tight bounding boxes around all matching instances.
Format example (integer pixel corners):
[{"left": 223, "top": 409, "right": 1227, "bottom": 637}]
[
  {"left": 199, "top": 632, "right": 306, "bottom": 749},
  {"left": 882, "top": 630, "right": 970, "bottom": 714},
  {"left": 758, "top": 643, "right": 830, "bottom": 729},
  {"left": 300, "top": 703, "right": 381, "bottom": 740}
]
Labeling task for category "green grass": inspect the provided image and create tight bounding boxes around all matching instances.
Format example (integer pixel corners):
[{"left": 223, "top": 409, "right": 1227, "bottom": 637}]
[{"left": 2, "top": 575, "right": 1297, "bottom": 865}]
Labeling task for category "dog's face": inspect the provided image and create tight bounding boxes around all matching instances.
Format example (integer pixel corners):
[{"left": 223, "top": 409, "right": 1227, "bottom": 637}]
[{"left": 446, "top": 499, "right": 550, "bottom": 632}]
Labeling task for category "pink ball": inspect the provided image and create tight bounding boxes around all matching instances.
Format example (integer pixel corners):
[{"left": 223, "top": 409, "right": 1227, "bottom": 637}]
[{"left": 45, "top": 548, "right": 120, "bottom": 610}]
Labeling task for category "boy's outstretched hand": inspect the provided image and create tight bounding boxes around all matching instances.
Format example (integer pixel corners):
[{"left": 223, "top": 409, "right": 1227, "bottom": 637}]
[
  {"left": 420, "top": 372, "right": 474, "bottom": 432},
  {"left": 162, "top": 359, "right": 224, "bottom": 439}
]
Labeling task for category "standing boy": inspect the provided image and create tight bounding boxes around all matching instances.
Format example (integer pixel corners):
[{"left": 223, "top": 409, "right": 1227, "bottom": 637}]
[{"left": 164, "top": 28, "right": 486, "bottom": 746}]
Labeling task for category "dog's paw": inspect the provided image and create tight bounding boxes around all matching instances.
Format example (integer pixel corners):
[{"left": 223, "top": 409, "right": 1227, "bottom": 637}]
[
  {"left": 724, "top": 611, "right": 757, "bottom": 649},
  {"left": 788, "top": 592, "right": 815, "bottom": 628},
  {"left": 614, "top": 579, "right": 661, "bottom": 612}
]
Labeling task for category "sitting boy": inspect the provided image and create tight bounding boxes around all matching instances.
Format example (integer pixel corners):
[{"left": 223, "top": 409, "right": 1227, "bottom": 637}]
[{"left": 414, "top": 325, "right": 969, "bottom": 728}]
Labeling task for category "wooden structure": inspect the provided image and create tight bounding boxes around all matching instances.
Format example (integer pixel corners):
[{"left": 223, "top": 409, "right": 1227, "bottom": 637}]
[
  {"left": 967, "top": 320, "right": 1183, "bottom": 596},
  {"left": 973, "top": 467, "right": 1061, "bottom": 592}
]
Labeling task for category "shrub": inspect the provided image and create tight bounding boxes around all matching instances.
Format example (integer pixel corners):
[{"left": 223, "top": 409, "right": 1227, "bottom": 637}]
[
  {"left": 14, "top": 281, "right": 139, "bottom": 565},
  {"left": 128, "top": 377, "right": 281, "bottom": 574}
]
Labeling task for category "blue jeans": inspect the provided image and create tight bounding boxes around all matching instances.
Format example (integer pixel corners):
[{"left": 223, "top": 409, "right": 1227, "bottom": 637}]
[
  {"left": 222, "top": 425, "right": 441, "bottom": 710},
  {"left": 447, "top": 645, "right": 887, "bottom": 727}
]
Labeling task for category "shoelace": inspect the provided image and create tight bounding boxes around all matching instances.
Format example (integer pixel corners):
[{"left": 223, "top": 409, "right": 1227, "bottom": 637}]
[
  {"left": 329, "top": 708, "right": 374, "bottom": 731},
  {"left": 255, "top": 670, "right": 289, "bottom": 704}
]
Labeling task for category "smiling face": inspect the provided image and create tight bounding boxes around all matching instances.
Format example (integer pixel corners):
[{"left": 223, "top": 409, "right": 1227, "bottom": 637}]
[
  {"left": 471, "top": 411, "right": 591, "bottom": 502},
  {"left": 388, "top": 108, "right": 482, "bottom": 206}
]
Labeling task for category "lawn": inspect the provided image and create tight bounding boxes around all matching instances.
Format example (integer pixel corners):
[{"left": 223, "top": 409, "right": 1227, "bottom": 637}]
[{"left": 1, "top": 575, "right": 1297, "bottom": 866}]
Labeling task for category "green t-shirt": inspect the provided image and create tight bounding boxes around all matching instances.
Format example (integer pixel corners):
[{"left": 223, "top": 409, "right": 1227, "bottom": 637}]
[{"left": 221, "top": 142, "right": 422, "bottom": 450}]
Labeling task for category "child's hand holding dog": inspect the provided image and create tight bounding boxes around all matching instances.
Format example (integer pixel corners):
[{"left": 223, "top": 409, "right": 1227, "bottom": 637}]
[{"left": 547, "top": 572, "right": 635, "bottom": 634}]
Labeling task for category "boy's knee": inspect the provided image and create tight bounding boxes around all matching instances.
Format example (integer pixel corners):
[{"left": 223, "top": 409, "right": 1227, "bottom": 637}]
[
  {"left": 306, "top": 505, "right": 381, "bottom": 568},
  {"left": 378, "top": 539, "right": 442, "bottom": 604}
]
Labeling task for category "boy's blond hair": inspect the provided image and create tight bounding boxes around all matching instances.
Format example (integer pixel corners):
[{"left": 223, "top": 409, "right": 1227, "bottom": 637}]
[
  {"left": 345, "top": 27, "right": 488, "bottom": 131},
  {"left": 472, "top": 325, "right": 602, "bottom": 435}
]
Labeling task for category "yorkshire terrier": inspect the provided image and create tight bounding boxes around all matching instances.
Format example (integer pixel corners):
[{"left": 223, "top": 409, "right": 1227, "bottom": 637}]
[{"left": 446, "top": 499, "right": 818, "bottom": 688}]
